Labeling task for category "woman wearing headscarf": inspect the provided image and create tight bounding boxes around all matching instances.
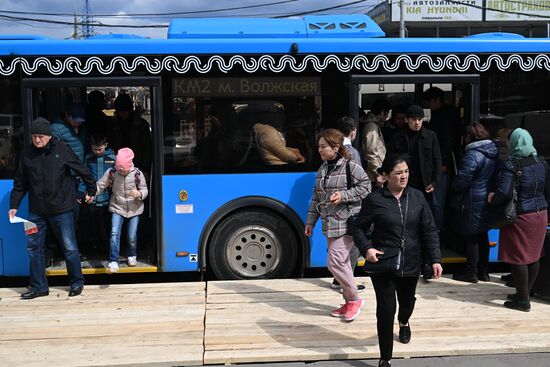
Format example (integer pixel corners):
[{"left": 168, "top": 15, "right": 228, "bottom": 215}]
[{"left": 489, "top": 128, "right": 550, "bottom": 311}]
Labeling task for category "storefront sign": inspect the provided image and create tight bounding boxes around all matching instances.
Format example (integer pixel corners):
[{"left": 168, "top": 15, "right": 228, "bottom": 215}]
[
  {"left": 486, "top": 0, "right": 550, "bottom": 21},
  {"left": 391, "top": 0, "right": 483, "bottom": 22}
]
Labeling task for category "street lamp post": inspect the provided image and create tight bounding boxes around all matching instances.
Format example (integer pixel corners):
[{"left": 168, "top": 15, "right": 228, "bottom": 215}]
[{"left": 399, "top": 0, "right": 405, "bottom": 38}]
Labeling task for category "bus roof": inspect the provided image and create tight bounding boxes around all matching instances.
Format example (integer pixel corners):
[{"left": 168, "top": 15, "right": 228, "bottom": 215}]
[
  {"left": 167, "top": 15, "right": 384, "bottom": 39},
  {"left": 1, "top": 38, "right": 549, "bottom": 56},
  {"left": 0, "top": 14, "right": 550, "bottom": 56}
]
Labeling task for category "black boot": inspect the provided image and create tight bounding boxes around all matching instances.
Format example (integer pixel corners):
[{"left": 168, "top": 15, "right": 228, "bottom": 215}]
[
  {"left": 504, "top": 297, "right": 531, "bottom": 312},
  {"left": 477, "top": 272, "right": 490, "bottom": 282},
  {"left": 507, "top": 293, "right": 534, "bottom": 301},
  {"left": 453, "top": 273, "right": 478, "bottom": 283}
]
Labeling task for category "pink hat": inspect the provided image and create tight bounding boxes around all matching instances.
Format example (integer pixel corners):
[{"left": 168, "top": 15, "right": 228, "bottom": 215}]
[{"left": 115, "top": 148, "right": 134, "bottom": 171}]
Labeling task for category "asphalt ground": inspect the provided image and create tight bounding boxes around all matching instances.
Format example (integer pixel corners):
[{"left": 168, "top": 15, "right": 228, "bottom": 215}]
[{"left": 194, "top": 353, "right": 550, "bottom": 367}]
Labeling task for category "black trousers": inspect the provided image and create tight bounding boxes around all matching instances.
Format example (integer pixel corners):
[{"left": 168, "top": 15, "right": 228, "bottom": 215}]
[
  {"left": 79, "top": 203, "right": 110, "bottom": 255},
  {"left": 370, "top": 275, "right": 419, "bottom": 361},
  {"left": 464, "top": 232, "right": 489, "bottom": 276}
]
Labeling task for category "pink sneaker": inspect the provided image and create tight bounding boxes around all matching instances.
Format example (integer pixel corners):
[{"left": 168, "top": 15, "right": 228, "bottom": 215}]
[
  {"left": 343, "top": 298, "right": 364, "bottom": 321},
  {"left": 330, "top": 302, "right": 348, "bottom": 317}
]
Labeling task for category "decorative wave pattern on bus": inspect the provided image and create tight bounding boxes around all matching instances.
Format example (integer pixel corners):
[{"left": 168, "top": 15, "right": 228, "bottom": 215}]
[{"left": 2, "top": 54, "right": 550, "bottom": 76}]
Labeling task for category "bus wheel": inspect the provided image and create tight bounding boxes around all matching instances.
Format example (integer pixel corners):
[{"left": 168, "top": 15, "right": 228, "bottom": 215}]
[{"left": 208, "top": 209, "right": 298, "bottom": 280}]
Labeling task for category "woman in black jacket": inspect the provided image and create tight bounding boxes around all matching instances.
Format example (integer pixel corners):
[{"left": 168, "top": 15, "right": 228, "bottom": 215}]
[{"left": 349, "top": 154, "right": 442, "bottom": 367}]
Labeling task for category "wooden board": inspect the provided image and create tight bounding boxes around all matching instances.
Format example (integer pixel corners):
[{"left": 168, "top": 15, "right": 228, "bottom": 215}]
[
  {"left": 3, "top": 275, "right": 550, "bottom": 366},
  {"left": 204, "top": 276, "right": 550, "bottom": 365},
  {"left": 0, "top": 283, "right": 205, "bottom": 367}
]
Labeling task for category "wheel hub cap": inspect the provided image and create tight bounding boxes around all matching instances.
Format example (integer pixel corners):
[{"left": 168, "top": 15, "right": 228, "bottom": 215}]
[{"left": 226, "top": 225, "right": 280, "bottom": 277}]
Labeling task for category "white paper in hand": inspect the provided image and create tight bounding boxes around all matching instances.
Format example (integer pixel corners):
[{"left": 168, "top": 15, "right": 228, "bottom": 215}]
[{"left": 9, "top": 216, "right": 38, "bottom": 235}]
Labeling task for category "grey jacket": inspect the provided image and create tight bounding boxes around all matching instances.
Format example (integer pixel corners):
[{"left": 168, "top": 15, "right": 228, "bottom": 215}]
[
  {"left": 361, "top": 113, "right": 386, "bottom": 182},
  {"left": 344, "top": 137, "right": 362, "bottom": 168},
  {"left": 307, "top": 158, "right": 371, "bottom": 238},
  {"left": 97, "top": 167, "right": 149, "bottom": 218}
]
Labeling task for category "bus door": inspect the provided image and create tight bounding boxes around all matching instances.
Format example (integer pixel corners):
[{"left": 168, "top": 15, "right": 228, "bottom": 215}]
[
  {"left": 350, "top": 74, "right": 482, "bottom": 262},
  {"left": 21, "top": 77, "right": 163, "bottom": 275}
]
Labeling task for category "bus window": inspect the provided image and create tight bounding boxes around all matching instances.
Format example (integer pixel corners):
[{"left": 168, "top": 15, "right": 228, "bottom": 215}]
[
  {"left": 483, "top": 68, "right": 550, "bottom": 158},
  {"left": 165, "top": 77, "right": 321, "bottom": 174},
  {"left": 0, "top": 76, "right": 23, "bottom": 179}
]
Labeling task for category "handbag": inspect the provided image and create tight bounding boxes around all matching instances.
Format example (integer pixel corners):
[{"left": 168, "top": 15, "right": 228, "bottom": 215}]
[
  {"left": 448, "top": 190, "right": 464, "bottom": 212},
  {"left": 487, "top": 189, "right": 517, "bottom": 229},
  {"left": 363, "top": 195, "right": 407, "bottom": 274},
  {"left": 363, "top": 246, "right": 402, "bottom": 273},
  {"left": 487, "top": 160, "right": 521, "bottom": 229}
]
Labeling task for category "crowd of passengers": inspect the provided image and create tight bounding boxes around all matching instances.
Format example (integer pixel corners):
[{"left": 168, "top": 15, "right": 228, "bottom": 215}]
[{"left": 304, "top": 87, "right": 550, "bottom": 367}]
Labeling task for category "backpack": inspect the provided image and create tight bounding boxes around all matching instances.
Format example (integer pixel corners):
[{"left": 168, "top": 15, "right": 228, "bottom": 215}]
[
  {"left": 345, "top": 159, "right": 353, "bottom": 190},
  {"left": 107, "top": 167, "right": 141, "bottom": 188}
]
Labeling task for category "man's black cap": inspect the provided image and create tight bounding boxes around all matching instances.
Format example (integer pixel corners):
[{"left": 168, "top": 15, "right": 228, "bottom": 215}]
[
  {"left": 405, "top": 104, "right": 425, "bottom": 118},
  {"left": 30, "top": 117, "right": 52, "bottom": 136}
]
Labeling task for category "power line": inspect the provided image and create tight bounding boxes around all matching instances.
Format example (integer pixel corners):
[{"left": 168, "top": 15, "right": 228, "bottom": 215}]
[
  {"left": 0, "top": 16, "right": 66, "bottom": 29},
  {"left": 0, "top": 0, "right": 300, "bottom": 18},
  {"left": 0, "top": 15, "right": 167, "bottom": 28},
  {"left": 274, "top": 0, "right": 370, "bottom": 17},
  {"left": 0, "top": 1, "right": 378, "bottom": 29},
  {"left": 502, "top": 0, "right": 550, "bottom": 11},
  {"left": 242, "top": 3, "right": 377, "bottom": 17}
]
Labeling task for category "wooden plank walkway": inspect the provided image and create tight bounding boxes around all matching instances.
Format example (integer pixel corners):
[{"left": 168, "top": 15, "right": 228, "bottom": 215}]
[
  {"left": 204, "top": 276, "right": 550, "bottom": 364},
  {"left": 0, "top": 282, "right": 205, "bottom": 367},
  {"left": 1, "top": 276, "right": 550, "bottom": 366}
]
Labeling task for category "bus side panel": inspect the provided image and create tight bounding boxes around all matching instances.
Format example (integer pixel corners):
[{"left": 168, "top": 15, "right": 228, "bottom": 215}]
[
  {"left": 488, "top": 228, "right": 499, "bottom": 263},
  {"left": 0, "top": 180, "right": 30, "bottom": 276},
  {"left": 161, "top": 172, "right": 328, "bottom": 272}
]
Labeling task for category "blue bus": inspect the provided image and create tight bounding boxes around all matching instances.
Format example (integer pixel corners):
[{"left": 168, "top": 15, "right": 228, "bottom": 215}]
[{"left": 1, "top": 14, "right": 549, "bottom": 279}]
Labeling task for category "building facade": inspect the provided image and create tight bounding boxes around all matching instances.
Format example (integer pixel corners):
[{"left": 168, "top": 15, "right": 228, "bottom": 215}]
[{"left": 369, "top": 0, "right": 550, "bottom": 38}]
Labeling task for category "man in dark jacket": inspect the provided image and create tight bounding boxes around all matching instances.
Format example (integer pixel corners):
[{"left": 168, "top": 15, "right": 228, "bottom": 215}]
[
  {"left": 52, "top": 104, "right": 87, "bottom": 163},
  {"left": 8, "top": 118, "right": 96, "bottom": 299},
  {"left": 86, "top": 90, "right": 114, "bottom": 142},
  {"left": 111, "top": 93, "right": 152, "bottom": 178},
  {"left": 388, "top": 105, "right": 442, "bottom": 207},
  {"left": 423, "top": 87, "right": 462, "bottom": 230}
]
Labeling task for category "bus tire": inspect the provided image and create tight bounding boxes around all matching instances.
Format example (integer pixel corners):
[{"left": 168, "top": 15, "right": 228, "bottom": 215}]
[{"left": 208, "top": 209, "right": 298, "bottom": 280}]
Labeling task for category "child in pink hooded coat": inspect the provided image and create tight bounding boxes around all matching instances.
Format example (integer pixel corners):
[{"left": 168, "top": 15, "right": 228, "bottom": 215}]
[{"left": 96, "top": 148, "right": 148, "bottom": 273}]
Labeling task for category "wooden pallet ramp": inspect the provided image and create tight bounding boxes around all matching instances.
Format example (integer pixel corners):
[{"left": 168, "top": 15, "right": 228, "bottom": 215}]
[
  {"left": 0, "top": 282, "right": 205, "bottom": 367},
  {"left": 204, "top": 276, "right": 550, "bottom": 365}
]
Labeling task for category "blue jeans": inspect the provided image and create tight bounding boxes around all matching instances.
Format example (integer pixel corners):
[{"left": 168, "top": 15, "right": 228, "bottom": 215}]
[
  {"left": 110, "top": 213, "right": 139, "bottom": 262},
  {"left": 28, "top": 211, "right": 84, "bottom": 291}
]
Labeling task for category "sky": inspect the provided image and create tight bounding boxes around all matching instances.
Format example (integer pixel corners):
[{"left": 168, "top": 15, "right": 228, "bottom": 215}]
[{"left": 0, "top": 0, "right": 379, "bottom": 39}]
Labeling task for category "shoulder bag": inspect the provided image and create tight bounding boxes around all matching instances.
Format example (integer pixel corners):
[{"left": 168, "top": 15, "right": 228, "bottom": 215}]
[
  {"left": 363, "top": 195, "right": 407, "bottom": 273},
  {"left": 487, "top": 160, "right": 520, "bottom": 229}
]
